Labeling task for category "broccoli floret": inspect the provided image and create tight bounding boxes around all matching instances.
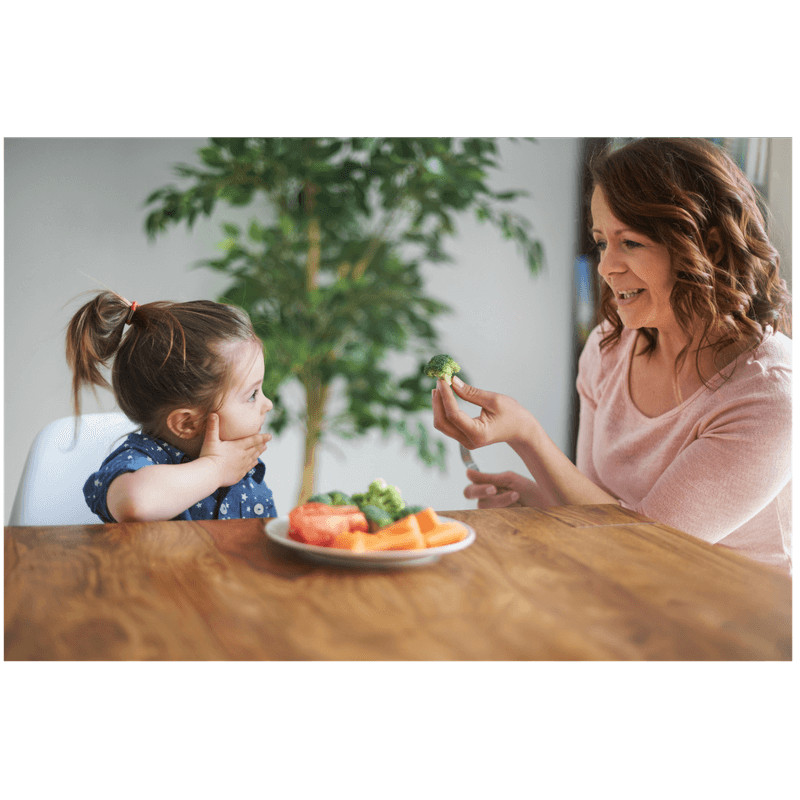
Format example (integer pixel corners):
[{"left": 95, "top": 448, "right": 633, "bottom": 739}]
[
  {"left": 308, "top": 490, "right": 354, "bottom": 506},
  {"left": 424, "top": 354, "right": 461, "bottom": 385},
  {"left": 361, "top": 504, "right": 395, "bottom": 531},
  {"left": 352, "top": 478, "right": 405, "bottom": 519},
  {"left": 393, "top": 504, "right": 426, "bottom": 522},
  {"left": 308, "top": 492, "right": 333, "bottom": 505},
  {"left": 328, "top": 490, "right": 354, "bottom": 506}
]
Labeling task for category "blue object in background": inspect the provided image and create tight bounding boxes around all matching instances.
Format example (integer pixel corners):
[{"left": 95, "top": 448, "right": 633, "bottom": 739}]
[{"left": 574, "top": 254, "right": 595, "bottom": 343}]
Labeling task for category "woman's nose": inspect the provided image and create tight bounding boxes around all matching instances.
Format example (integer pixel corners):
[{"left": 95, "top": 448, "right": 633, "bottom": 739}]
[{"left": 597, "top": 245, "right": 625, "bottom": 280}]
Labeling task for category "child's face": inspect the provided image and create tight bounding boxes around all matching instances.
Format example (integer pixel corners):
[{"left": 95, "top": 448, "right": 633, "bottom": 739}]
[{"left": 213, "top": 339, "right": 273, "bottom": 442}]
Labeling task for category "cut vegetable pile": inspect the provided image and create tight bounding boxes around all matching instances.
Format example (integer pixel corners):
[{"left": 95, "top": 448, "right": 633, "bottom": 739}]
[{"left": 287, "top": 499, "right": 469, "bottom": 552}]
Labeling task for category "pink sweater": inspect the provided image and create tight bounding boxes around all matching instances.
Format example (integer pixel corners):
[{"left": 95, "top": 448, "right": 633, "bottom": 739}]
[{"left": 576, "top": 325, "right": 792, "bottom": 575}]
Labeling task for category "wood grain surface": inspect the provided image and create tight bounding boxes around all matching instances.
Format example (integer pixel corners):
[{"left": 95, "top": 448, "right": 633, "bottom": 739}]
[{"left": 4, "top": 506, "right": 791, "bottom": 661}]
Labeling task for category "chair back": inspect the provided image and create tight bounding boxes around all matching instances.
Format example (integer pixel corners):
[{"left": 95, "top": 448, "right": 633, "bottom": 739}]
[{"left": 8, "top": 413, "right": 137, "bottom": 526}]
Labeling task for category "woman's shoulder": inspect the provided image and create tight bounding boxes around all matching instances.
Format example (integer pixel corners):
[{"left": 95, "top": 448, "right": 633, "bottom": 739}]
[
  {"left": 581, "top": 323, "right": 636, "bottom": 367},
  {"left": 754, "top": 329, "right": 792, "bottom": 365},
  {"left": 735, "top": 329, "right": 791, "bottom": 395},
  {"left": 577, "top": 324, "right": 635, "bottom": 398}
]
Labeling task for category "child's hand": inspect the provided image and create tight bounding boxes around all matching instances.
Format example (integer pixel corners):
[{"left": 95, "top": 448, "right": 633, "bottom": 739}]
[{"left": 199, "top": 413, "right": 271, "bottom": 488}]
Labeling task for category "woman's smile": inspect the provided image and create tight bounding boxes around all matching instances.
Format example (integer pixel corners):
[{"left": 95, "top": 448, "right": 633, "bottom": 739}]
[{"left": 615, "top": 288, "right": 646, "bottom": 305}]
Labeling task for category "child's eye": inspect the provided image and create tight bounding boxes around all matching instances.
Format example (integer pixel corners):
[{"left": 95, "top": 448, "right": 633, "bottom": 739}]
[{"left": 249, "top": 388, "right": 259, "bottom": 401}]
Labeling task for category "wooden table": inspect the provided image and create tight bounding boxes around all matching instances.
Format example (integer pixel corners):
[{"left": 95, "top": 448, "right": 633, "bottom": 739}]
[{"left": 4, "top": 504, "right": 791, "bottom": 660}]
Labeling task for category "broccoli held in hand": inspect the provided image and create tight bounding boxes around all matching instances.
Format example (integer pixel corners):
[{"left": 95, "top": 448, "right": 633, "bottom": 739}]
[{"left": 424, "top": 354, "right": 461, "bottom": 385}]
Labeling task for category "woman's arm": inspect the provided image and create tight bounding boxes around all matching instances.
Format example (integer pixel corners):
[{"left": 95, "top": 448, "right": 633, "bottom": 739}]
[
  {"left": 432, "top": 377, "right": 619, "bottom": 507},
  {"left": 507, "top": 414, "right": 619, "bottom": 506},
  {"left": 463, "top": 468, "right": 556, "bottom": 509}
]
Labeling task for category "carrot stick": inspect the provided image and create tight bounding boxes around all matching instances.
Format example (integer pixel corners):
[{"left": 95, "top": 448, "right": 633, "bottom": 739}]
[
  {"left": 424, "top": 522, "right": 468, "bottom": 548},
  {"left": 413, "top": 507, "right": 440, "bottom": 533},
  {"left": 331, "top": 531, "right": 368, "bottom": 552},
  {"left": 378, "top": 514, "right": 421, "bottom": 538},
  {"left": 390, "top": 528, "right": 425, "bottom": 550}
]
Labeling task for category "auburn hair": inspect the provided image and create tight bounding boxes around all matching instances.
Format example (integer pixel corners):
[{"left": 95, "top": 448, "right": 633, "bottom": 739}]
[
  {"left": 66, "top": 292, "right": 260, "bottom": 436},
  {"left": 588, "top": 138, "right": 790, "bottom": 380}
]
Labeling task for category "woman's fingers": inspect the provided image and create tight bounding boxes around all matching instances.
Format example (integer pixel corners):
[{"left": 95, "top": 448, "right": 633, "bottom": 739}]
[
  {"left": 464, "top": 469, "right": 522, "bottom": 507},
  {"left": 476, "top": 491, "right": 522, "bottom": 509},
  {"left": 432, "top": 381, "right": 479, "bottom": 448},
  {"left": 433, "top": 378, "right": 496, "bottom": 445},
  {"left": 463, "top": 482, "right": 521, "bottom": 507}
]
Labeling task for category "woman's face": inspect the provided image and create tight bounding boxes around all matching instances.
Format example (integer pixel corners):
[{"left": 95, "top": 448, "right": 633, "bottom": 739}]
[{"left": 591, "top": 186, "right": 676, "bottom": 333}]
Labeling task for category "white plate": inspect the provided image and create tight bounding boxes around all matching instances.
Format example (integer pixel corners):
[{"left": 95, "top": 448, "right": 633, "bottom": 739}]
[{"left": 264, "top": 515, "right": 476, "bottom": 568}]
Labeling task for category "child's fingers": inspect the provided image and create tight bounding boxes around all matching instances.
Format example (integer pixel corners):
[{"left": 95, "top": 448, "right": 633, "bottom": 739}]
[
  {"left": 204, "top": 413, "right": 219, "bottom": 442},
  {"left": 237, "top": 431, "right": 271, "bottom": 456}
]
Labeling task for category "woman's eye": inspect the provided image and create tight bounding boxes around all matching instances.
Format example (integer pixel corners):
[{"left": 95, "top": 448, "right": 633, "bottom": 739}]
[{"left": 595, "top": 239, "right": 644, "bottom": 253}]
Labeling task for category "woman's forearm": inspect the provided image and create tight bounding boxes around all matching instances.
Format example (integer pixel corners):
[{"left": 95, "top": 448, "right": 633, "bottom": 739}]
[
  {"left": 107, "top": 459, "right": 221, "bottom": 522},
  {"left": 509, "top": 417, "right": 619, "bottom": 507}
]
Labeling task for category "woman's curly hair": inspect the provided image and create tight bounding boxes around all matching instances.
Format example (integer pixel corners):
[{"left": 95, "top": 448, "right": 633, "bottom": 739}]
[{"left": 588, "top": 138, "right": 790, "bottom": 380}]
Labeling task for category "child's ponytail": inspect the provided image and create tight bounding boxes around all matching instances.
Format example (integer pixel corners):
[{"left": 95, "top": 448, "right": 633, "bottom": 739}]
[{"left": 65, "top": 291, "right": 132, "bottom": 418}]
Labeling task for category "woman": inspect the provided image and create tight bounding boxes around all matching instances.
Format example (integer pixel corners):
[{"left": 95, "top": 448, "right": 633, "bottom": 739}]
[{"left": 432, "top": 138, "right": 791, "bottom": 574}]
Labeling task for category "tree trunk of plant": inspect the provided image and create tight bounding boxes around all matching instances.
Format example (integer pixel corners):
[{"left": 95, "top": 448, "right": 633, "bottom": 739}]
[
  {"left": 298, "top": 374, "right": 329, "bottom": 506},
  {"left": 297, "top": 210, "right": 326, "bottom": 506}
]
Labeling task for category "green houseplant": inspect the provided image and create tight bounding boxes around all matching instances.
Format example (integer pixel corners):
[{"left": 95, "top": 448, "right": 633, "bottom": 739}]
[{"left": 144, "top": 138, "right": 543, "bottom": 503}]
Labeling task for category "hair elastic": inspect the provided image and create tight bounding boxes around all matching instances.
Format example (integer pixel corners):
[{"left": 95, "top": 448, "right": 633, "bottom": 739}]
[{"left": 125, "top": 301, "right": 138, "bottom": 325}]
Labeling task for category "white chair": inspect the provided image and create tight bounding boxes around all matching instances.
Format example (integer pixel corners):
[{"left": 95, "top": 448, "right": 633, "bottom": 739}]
[{"left": 8, "top": 412, "right": 138, "bottom": 526}]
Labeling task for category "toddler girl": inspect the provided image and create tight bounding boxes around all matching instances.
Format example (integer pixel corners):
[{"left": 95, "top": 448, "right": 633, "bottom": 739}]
[{"left": 66, "top": 291, "right": 276, "bottom": 523}]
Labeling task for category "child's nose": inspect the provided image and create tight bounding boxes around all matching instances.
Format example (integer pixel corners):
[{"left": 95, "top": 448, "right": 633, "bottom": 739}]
[{"left": 262, "top": 396, "right": 273, "bottom": 413}]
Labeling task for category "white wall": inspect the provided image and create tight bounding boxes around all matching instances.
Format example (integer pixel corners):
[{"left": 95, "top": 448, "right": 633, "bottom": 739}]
[
  {"left": 767, "top": 138, "right": 792, "bottom": 293},
  {"left": 4, "top": 137, "right": 579, "bottom": 520}
]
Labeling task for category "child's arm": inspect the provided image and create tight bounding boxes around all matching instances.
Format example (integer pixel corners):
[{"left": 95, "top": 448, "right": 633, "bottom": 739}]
[
  {"left": 107, "top": 414, "right": 269, "bottom": 522},
  {"left": 108, "top": 459, "right": 224, "bottom": 522}
]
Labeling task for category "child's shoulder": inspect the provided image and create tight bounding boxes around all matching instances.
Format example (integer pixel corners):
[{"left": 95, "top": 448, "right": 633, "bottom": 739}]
[
  {"left": 111, "top": 432, "right": 187, "bottom": 464},
  {"left": 90, "top": 432, "right": 185, "bottom": 482}
]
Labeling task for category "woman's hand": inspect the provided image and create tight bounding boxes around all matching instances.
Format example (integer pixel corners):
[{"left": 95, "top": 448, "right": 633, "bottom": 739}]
[
  {"left": 432, "top": 376, "right": 536, "bottom": 449},
  {"left": 464, "top": 468, "right": 523, "bottom": 508},
  {"left": 464, "top": 468, "right": 556, "bottom": 509}
]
